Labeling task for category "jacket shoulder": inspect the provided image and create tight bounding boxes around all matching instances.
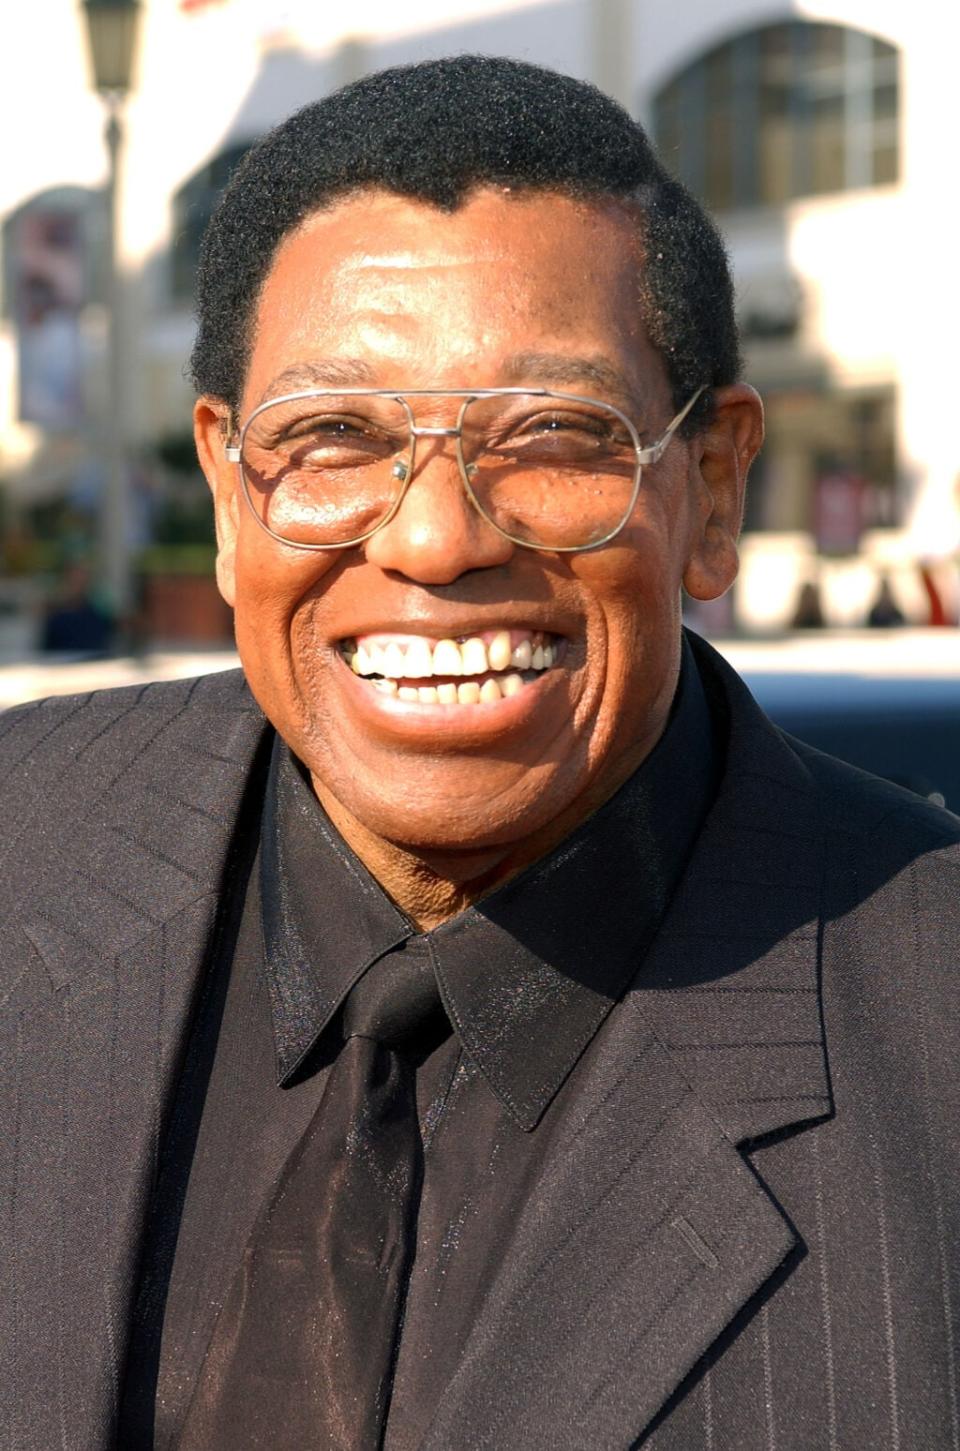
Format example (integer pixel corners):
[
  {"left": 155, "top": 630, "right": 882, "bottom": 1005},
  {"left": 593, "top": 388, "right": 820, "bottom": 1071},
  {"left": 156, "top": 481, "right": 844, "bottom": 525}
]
[
  {"left": 689, "top": 629, "right": 960, "bottom": 862},
  {"left": 789, "top": 733, "right": 960, "bottom": 855},
  {"left": 0, "top": 668, "right": 261, "bottom": 816}
]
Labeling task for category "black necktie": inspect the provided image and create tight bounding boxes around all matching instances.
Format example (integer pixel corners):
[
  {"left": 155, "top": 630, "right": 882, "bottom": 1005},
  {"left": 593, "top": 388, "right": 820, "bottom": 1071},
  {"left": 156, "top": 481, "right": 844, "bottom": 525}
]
[{"left": 176, "top": 945, "right": 447, "bottom": 1451}]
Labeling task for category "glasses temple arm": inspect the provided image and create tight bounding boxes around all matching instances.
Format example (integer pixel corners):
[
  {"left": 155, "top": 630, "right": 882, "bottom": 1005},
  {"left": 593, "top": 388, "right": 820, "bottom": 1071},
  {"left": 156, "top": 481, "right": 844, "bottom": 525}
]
[{"left": 639, "top": 384, "right": 707, "bottom": 465}]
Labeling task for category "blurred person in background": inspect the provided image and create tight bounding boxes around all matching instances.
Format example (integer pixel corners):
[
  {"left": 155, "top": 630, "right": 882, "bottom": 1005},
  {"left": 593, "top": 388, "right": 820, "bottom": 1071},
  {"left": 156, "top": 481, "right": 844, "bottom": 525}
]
[
  {"left": 789, "top": 577, "right": 826, "bottom": 629},
  {"left": 866, "top": 571, "right": 906, "bottom": 628},
  {"left": 38, "top": 560, "right": 115, "bottom": 656},
  {"left": 1, "top": 57, "right": 959, "bottom": 1451}
]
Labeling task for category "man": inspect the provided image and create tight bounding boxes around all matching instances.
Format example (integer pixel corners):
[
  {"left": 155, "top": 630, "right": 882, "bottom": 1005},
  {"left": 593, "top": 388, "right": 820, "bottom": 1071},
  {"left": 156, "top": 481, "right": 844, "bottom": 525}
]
[{"left": 2, "top": 57, "right": 958, "bottom": 1451}]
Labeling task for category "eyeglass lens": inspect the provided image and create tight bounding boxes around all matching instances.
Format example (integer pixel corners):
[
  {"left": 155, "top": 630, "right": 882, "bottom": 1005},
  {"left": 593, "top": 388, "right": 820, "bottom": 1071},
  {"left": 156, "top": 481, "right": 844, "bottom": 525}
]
[{"left": 239, "top": 393, "right": 641, "bottom": 549}]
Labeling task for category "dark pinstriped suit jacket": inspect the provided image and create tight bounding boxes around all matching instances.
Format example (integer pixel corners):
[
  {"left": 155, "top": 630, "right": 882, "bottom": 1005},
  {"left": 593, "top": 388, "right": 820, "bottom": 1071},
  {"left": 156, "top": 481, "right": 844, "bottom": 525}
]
[{"left": 2, "top": 637, "right": 959, "bottom": 1451}]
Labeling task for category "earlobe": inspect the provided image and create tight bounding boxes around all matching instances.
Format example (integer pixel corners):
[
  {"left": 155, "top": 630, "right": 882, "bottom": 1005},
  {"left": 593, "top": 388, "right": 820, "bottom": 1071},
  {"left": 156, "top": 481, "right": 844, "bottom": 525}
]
[
  {"left": 194, "top": 396, "right": 239, "bottom": 607},
  {"left": 682, "top": 383, "right": 763, "bottom": 602}
]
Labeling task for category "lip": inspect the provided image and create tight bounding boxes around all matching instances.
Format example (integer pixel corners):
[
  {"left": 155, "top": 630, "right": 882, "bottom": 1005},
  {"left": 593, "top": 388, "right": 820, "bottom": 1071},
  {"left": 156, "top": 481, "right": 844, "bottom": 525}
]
[
  {"left": 335, "top": 611, "right": 573, "bottom": 644},
  {"left": 332, "top": 641, "right": 574, "bottom": 746}
]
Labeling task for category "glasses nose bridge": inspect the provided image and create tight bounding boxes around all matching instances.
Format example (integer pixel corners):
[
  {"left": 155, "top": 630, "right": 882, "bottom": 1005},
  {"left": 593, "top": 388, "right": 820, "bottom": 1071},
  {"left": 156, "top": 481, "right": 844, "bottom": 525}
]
[
  {"left": 409, "top": 422, "right": 462, "bottom": 440},
  {"left": 392, "top": 414, "right": 478, "bottom": 497}
]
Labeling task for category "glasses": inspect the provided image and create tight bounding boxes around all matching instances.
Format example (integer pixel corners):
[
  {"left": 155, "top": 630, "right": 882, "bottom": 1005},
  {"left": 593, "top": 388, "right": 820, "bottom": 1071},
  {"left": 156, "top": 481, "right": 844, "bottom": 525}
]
[{"left": 225, "top": 385, "right": 705, "bottom": 553}]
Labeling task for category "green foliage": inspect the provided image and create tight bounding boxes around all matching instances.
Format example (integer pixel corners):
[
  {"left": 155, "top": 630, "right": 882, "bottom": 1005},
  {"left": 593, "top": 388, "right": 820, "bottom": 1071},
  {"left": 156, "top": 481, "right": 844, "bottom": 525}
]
[{"left": 137, "top": 542, "right": 217, "bottom": 576}]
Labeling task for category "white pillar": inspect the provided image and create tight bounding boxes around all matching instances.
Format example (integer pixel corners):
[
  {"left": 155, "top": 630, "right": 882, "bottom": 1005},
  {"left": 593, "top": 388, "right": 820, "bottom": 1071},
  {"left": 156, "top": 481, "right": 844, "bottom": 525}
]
[
  {"left": 896, "top": 25, "right": 960, "bottom": 557},
  {"left": 589, "top": 0, "right": 634, "bottom": 110}
]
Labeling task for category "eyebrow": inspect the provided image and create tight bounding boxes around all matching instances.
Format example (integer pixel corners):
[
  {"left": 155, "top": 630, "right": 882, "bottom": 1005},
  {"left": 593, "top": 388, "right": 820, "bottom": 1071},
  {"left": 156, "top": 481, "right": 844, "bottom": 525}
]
[
  {"left": 499, "top": 352, "right": 638, "bottom": 402},
  {"left": 258, "top": 357, "right": 377, "bottom": 402},
  {"left": 257, "top": 352, "right": 640, "bottom": 406}
]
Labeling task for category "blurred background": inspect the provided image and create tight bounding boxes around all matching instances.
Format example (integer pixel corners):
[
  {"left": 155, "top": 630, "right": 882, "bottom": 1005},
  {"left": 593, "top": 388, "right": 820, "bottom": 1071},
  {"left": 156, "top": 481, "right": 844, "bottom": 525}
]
[{"left": 1, "top": 0, "right": 958, "bottom": 708}]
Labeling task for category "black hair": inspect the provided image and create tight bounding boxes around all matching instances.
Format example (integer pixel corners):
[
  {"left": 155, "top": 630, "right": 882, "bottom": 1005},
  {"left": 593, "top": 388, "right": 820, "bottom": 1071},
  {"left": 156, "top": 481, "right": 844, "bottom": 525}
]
[{"left": 191, "top": 54, "right": 740, "bottom": 430}]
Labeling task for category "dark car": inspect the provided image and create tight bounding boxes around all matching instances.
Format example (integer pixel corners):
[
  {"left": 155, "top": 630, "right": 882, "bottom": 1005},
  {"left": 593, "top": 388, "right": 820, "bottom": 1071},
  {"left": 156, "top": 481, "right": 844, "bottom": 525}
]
[{"left": 715, "top": 632, "right": 960, "bottom": 814}]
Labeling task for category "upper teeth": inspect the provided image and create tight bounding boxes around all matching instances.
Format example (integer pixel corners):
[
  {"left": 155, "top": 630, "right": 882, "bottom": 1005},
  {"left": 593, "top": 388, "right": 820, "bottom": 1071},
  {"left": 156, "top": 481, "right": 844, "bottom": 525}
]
[{"left": 343, "top": 630, "right": 559, "bottom": 680}]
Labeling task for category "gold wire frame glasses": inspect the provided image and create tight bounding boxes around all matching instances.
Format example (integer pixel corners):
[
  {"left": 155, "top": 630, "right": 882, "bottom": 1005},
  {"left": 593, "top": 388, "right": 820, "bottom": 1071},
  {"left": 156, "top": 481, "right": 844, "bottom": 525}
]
[{"left": 225, "top": 385, "right": 705, "bottom": 553}]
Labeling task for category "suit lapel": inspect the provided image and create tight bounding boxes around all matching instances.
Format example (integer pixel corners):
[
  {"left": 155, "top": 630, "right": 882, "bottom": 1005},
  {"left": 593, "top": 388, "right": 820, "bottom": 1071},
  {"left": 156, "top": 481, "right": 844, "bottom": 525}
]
[
  {"left": 636, "top": 699, "right": 831, "bottom": 1146},
  {"left": 3, "top": 671, "right": 269, "bottom": 1450},
  {"left": 422, "top": 1018, "right": 801, "bottom": 1451},
  {"left": 423, "top": 644, "right": 832, "bottom": 1450}
]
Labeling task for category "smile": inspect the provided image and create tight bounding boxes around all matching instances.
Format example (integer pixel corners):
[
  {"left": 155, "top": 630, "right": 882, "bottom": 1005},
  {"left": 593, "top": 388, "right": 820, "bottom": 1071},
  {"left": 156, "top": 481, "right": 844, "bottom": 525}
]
[{"left": 338, "top": 629, "right": 566, "bottom": 705}]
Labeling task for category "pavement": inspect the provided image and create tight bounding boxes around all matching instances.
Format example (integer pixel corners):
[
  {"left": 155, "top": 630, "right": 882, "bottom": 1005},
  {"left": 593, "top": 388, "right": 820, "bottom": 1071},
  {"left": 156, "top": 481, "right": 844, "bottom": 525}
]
[
  {"left": 0, "top": 650, "right": 240, "bottom": 710},
  {"left": 714, "top": 628, "right": 960, "bottom": 677}
]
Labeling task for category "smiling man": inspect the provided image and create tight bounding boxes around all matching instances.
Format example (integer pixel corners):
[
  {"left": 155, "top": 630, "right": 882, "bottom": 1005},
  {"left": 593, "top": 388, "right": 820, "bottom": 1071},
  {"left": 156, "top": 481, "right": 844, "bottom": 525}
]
[
  {"left": 199, "top": 182, "right": 749, "bottom": 926},
  {"left": 3, "top": 56, "right": 959, "bottom": 1451}
]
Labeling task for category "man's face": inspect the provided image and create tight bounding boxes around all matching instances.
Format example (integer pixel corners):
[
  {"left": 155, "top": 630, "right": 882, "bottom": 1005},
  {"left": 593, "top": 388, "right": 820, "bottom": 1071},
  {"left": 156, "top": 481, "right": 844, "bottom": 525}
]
[{"left": 198, "top": 189, "right": 754, "bottom": 862}]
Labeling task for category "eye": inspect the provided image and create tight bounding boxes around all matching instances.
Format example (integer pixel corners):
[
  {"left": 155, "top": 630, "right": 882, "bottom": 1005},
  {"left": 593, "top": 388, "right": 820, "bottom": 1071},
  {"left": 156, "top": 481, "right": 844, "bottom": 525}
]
[
  {"left": 282, "top": 414, "right": 384, "bottom": 444},
  {"left": 517, "top": 410, "right": 612, "bottom": 436},
  {"left": 256, "top": 412, "right": 405, "bottom": 467},
  {"left": 486, "top": 409, "right": 632, "bottom": 461}
]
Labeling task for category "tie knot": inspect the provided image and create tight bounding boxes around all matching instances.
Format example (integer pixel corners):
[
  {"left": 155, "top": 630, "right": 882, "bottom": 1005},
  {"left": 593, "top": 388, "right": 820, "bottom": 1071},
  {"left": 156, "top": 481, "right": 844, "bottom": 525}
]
[{"left": 341, "top": 941, "right": 447, "bottom": 1051}]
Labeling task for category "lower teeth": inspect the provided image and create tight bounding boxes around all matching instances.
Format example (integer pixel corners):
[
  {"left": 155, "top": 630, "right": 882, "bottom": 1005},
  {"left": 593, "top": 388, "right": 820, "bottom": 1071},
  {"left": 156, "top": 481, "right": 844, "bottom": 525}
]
[{"left": 371, "top": 672, "right": 530, "bottom": 704}]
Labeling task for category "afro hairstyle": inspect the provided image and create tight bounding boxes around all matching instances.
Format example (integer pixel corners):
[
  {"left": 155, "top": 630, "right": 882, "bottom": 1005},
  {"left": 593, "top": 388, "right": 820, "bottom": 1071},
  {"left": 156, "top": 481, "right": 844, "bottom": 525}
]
[{"left": 191, "top": 54, "right": 741, "bottom": 431}]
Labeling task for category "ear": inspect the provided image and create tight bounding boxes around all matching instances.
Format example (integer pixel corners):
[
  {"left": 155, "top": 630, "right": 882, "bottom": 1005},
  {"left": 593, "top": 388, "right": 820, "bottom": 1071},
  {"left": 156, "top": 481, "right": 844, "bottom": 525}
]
[
  {"left": 194, "top": 395, "right": 240, "bottom": 607},
  {"left": 682, "top": 383, "right": 764, "bottom": 601}
]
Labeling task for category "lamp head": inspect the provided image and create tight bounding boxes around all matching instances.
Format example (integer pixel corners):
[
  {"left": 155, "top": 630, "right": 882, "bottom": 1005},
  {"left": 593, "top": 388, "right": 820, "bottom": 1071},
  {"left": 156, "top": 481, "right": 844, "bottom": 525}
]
[{"left": 81, "top": 0, "right": 141, "bottom": 96}]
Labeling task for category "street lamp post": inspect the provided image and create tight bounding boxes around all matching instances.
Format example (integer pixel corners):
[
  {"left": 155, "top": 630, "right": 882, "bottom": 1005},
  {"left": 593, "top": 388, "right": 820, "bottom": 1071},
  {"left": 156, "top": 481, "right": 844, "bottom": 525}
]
[{"left": 80, "top": 0, "right": 142, "bottom": 630}]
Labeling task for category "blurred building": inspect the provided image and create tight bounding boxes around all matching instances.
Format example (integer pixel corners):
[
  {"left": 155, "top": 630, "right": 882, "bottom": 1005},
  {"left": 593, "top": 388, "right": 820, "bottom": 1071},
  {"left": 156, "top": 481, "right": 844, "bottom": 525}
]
[{"left": 1, "top": 0, "right": 957, "bottom": 641}]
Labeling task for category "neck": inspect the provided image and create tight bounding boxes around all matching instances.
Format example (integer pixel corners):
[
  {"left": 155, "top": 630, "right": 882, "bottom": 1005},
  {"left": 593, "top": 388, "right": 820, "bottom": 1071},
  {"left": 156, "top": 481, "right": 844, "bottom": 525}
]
[
  {"left": 311, "top": 785, "right": 515, "bottom": 929},
  {"left": 311, "top": 734, "right": 658, "bottom": 931}
]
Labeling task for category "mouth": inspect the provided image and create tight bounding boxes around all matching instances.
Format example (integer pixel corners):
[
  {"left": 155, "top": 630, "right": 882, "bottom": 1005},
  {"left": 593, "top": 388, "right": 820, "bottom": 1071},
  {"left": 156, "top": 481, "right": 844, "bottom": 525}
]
[{"left": 338, "top": 628, "right": 567, "bottom": 706}]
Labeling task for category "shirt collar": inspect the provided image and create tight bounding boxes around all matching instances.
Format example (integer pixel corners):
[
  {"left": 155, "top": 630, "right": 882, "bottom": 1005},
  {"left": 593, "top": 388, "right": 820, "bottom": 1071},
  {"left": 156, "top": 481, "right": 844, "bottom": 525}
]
[{"left": 260, "top": 636, "right": 719, "bottom": 1125}]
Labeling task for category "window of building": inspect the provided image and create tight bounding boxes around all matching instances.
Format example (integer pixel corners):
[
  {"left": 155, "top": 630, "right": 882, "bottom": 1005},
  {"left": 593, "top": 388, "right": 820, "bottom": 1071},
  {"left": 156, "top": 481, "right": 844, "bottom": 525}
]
[
  {"left": 1, "top": 188, "right": 102, "bottom": 430},
  {"left": 743, "top": 386, "right": 898, "bottom": 536},
  {"left": 653, "top": 22, "right": 899, "bottom": 210},
  {"left": 170, "top": 142, "right": 255, "bottom": 302}
]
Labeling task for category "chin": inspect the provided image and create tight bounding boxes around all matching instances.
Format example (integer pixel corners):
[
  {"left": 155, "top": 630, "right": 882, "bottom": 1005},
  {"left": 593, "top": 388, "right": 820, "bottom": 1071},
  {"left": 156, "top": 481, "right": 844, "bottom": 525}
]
[{"left": 316, "top": 761, "right": 571, "bottom": 856}]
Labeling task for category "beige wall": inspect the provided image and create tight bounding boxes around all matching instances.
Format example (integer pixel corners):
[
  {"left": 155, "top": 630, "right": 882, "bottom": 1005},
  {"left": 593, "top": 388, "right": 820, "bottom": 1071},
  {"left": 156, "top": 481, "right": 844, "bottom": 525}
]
[{"left": 2, "top": 0, "right": 957, "bottom": 629}]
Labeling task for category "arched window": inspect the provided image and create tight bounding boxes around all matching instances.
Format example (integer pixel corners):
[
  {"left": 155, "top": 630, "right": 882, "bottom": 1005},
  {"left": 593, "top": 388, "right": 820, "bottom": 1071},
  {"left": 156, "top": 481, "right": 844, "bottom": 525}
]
[
  {"left": 653, "top": 22, "right": 899, "bottom": 210},
  {"left": 170, "top": 142, "right": 255, "bottom": 301},
  {"left": 2, "top": 187, "right": 100, "bottom": 429}
]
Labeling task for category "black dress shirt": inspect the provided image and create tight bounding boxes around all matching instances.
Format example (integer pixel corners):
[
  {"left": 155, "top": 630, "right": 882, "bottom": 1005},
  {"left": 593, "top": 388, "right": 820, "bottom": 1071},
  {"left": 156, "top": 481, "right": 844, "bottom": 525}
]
[{"left": 119, "top": 647, "right": 719, "bottom": 1449}]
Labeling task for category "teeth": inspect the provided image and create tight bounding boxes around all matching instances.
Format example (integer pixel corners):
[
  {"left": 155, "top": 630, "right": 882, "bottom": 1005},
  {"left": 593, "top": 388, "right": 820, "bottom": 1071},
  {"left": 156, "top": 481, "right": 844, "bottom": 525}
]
[
  {"left": 510, "top": 639, "right": 532, "bottom": 670},
  {"left": 346, "top": 632, "right": 563, "bottom": 684},
  {"left": 405, "top": 637, "right": 434, "bottom": 678},
  {"left": 460, "top": 637, "right": 488, "bottom": 675},
  {"left": 433, "top": 639, "right": 463, "bottom": 676},
  {"left": 384, "top": 642, "right": 407, "bottom": 678},
  {"left": 368, "top": 672, "right": 532, "bottom": 705},
  {"left": 487, "top": 631, "right": 512, "bottom": 672}
]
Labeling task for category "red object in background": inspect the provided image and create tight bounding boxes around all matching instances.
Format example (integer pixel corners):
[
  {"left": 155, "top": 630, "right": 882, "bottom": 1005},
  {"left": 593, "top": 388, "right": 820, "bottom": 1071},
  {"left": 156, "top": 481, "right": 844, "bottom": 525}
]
[
  {"left": 918, "top": 563, "right": 950, "bottom": 627},
  {"left": 143, "top": 575, "right": 234, "bottom": 645},
  {"left": 179, "top": 0, "right": 227, "bottom": 12}
]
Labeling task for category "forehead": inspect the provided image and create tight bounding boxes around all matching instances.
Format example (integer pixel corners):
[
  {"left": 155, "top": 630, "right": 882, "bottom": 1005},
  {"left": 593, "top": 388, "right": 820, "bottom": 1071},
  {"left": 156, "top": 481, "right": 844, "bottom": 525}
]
[{"left": 244, "top": 188, "right": 667, "bottom": 408}]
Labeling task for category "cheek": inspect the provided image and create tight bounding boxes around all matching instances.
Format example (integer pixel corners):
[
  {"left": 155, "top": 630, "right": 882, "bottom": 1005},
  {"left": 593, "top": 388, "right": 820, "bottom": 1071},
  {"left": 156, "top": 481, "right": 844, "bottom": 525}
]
[
  {"left": 231, "top": 532, "right": 342, "bottom": 706},
  {"left": 233, "top": 518, "right": 338, "bottom": 625},
  {"left": 576, "top": 527, "right": 681, "bottom": 645},
  {"left": 573, "top": 517, "right": 687, "bottom": 720}
]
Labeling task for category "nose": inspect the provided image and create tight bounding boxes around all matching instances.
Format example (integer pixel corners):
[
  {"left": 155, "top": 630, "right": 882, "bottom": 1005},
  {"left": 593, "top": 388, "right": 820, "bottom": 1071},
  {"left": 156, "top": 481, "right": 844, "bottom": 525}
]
[{"left": 363, "top": 440, "right": 515, "bottom": 584}]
